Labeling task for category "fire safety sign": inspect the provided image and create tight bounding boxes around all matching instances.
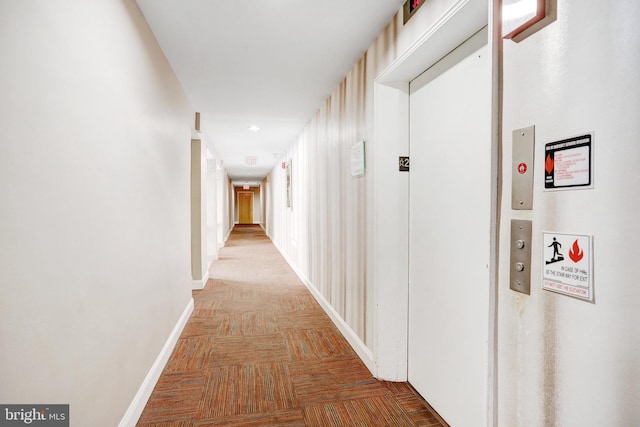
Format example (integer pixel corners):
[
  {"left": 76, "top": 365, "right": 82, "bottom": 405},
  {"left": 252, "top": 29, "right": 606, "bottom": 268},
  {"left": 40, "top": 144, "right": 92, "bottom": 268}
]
[
  {"left": 544, "top": 133, "right": 592, "bottom": 190},
  {"left": 542, "top": 232, "right": 593, "bottom": 302}
]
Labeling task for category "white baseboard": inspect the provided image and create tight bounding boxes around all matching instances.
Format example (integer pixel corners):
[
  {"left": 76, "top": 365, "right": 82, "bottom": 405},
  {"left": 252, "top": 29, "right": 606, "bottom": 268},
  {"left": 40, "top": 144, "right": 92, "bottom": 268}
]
[
  {"left": 119, "top": 297, "right": 194, "bottom": 427},
  {"left": 271, "top": 240, "right": 376, "bottom": 375},
  {"left": 192, "top": 269, "right": 210, "bottom": 290}
]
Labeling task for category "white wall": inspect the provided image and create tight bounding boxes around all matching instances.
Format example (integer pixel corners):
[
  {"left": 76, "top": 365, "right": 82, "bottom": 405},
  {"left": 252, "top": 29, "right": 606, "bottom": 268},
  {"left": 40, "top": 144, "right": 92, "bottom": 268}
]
[
  {"left": 0, "top": 1, "right": 193, "bottom": 425},
  {"left": 206, "top": 157, "right": 219, "bottom": 260},
  {"left": 190, "top": 137, "right": 209, "bottom": 287},
  {"left": 214, "top": 162, "right": 231, "bottom": 248},
  {"left": 499, "top": 1, "right": 640, "bottom": 425},
  {"left": 253, "top": 188, "right": 262, "bottom": 224},
  {"left": 227, "top": 178, "right": 234, "bottom": 234}
]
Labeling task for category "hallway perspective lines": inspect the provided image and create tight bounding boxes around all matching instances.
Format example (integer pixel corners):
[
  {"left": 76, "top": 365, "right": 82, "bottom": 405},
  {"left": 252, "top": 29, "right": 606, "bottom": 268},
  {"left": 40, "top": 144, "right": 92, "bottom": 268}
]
[{"left": 137, "top": 224, "right": 444, "bottom": 426}]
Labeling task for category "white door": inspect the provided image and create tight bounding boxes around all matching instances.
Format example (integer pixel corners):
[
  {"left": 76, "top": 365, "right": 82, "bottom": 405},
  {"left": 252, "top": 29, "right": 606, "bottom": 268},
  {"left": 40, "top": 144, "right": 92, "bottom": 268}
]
[{"left": 408, "top": 28, "right": 491, "bottom": 427}]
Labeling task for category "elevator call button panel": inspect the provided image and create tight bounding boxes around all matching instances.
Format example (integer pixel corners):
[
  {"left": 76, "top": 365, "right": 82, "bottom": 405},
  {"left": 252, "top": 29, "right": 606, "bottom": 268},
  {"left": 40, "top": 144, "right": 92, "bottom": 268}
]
[
  {"left": 512, "top": 126, "right": 535, "bottom": 210},
  {"left": 510, "top": 219, "right": 532, "bottom": 295}
]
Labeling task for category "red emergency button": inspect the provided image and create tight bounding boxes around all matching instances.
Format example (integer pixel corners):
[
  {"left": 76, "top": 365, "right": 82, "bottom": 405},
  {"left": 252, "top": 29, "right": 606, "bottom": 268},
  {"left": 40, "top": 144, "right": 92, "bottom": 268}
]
[{"left": 517, "top": 163, "right": 527, "bottom": 174}]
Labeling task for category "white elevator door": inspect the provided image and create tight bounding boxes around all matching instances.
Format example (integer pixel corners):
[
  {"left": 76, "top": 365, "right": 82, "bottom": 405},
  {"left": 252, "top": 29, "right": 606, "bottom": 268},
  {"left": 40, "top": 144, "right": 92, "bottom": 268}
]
[{"left": 408, "top": 28, "right": 491, "bottom": 427}]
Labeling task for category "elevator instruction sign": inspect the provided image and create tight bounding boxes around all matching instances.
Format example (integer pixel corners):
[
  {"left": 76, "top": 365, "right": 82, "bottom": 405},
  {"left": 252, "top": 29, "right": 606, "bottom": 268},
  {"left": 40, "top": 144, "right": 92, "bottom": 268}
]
[
  {"left": 544, "top": 134, "right": 592, "bottom": 190},
  {"left": 542, "top": 232, "right": 593, "bottom": 302}
]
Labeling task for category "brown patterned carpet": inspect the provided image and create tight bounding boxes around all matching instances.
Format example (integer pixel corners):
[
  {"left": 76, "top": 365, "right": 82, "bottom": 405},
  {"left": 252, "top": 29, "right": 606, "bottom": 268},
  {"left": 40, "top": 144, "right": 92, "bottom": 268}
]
[{"left": 137, "top": 224, "right": 445, "bottom": 427}]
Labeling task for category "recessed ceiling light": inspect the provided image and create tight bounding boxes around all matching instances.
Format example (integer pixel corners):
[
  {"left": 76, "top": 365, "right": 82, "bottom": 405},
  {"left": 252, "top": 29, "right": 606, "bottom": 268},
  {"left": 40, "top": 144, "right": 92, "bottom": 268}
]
[{"left": 248, "top": 125, "right": 260, "bottom": 132}]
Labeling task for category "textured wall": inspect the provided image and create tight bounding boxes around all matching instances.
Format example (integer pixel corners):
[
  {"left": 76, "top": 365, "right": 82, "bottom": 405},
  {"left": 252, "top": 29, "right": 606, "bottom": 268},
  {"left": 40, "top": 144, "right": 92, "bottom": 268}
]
[
  {"left": 265, "top": 0, "right": 477, "bottom": 349},
  {"left": 265, "top": 13, "right": 401, "bottom": 348},
  {"left": 264, "top": 0, "right": 476, "bottom": 353}
]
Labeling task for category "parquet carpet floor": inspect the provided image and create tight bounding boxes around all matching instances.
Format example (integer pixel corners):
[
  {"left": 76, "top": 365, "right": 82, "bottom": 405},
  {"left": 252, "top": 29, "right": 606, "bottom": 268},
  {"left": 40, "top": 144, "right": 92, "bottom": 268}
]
[{"left": 138, "top": 224, "right": 444, "bottom": 427}]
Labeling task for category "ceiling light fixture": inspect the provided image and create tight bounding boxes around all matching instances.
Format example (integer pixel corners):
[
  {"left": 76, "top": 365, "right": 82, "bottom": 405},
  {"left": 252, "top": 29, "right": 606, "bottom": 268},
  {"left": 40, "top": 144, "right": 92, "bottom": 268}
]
[{"left": 248, "top": 125, "right": 260, "bottom": 132}]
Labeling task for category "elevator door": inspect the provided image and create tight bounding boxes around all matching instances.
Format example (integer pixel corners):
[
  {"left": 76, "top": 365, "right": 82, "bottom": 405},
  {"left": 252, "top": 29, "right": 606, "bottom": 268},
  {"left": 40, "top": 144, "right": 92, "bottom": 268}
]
[{"left": 408, "top": 28, "right": 491, "bottom": 427}]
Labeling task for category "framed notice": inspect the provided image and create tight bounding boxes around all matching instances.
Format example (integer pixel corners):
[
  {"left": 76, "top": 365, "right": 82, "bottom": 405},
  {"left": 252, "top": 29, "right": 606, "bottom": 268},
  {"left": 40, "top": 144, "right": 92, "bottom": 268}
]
[
  {"left": 286, "top": 160, "right": 292, "bottom": 209},
  {"left": 544, "top": 133, "right": 593, "bottom": 191},
  {"left": 351, "top": 140, "right": 366, "bottom": 177}
]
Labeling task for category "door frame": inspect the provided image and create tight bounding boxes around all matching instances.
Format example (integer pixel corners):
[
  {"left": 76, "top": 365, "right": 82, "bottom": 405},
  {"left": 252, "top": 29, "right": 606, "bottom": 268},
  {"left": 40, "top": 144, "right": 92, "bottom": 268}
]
[{"left": 371, "top": 0, "right": 500, "bottom": 425}]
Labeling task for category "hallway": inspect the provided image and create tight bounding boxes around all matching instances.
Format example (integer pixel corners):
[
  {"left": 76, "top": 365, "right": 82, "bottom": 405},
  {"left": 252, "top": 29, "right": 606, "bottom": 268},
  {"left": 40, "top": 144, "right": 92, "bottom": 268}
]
[{"left": 137, "top": 225, "right": 444, "bottom": 426}]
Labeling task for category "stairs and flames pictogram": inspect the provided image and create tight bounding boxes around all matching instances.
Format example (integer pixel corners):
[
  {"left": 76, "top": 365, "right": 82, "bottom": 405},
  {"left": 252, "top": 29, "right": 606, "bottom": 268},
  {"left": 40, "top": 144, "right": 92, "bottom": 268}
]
[{"left": 569, "top": 239, "right": 584, "bottom": 263}]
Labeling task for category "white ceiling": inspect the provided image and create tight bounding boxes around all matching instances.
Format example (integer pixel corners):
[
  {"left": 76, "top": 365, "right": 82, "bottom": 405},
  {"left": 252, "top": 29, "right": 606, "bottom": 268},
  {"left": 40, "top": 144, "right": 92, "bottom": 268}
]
[{"left": 135, "top": 0, "right": 403, "bottom": 185}]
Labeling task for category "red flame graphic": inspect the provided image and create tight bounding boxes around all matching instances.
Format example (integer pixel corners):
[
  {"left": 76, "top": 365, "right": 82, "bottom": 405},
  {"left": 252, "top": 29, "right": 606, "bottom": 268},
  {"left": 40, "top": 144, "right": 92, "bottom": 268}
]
[
  {"left": 545, "top": 154, "right": 554, "bottom": 174},
  {"left": 569, "top": 239, "right": 584, "bottom": 263}
]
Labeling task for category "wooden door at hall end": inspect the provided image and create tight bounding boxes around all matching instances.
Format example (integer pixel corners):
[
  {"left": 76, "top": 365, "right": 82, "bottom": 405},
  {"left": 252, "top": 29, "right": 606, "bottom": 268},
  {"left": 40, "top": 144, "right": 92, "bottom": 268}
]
[{"left": 238, "top": 191, "right": 253, "bottom": 224}]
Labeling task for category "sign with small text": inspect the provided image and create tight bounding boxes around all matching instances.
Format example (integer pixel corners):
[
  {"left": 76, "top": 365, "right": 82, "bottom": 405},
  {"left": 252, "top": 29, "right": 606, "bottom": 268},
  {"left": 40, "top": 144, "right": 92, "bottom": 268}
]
[
  {"left": 544, "top": 134, "right": 593, "bottom": 190},
  {"left": 351, "top": 140, "right": 366, "bottom": 177},
  {"left": 399, "top": 156, "right": 410, "bottom": 172},
  {"left": 542, "top": 232, "right": 593, "bottom": 302},
  {"left": 403, "top": 0, "right": 426, "bottom": 24}
]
